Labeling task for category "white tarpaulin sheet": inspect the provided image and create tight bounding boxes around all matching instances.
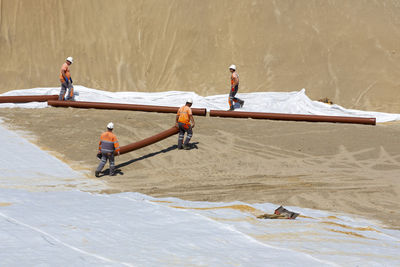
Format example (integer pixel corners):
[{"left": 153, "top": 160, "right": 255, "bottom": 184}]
[
  {"left": 0, "top": 88, "right": 399, "bottom": 266},
  {"left": 1, "top": 188, "right": 399, "bottom": 266},
  {"left": 1, "top": 86, "right": 400, "bottom": 123}
]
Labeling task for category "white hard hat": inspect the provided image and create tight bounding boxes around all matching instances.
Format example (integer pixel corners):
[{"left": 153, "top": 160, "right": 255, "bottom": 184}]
[
  {"left": 107, "top": 122, "right": 114, "bottom": 129},
  {"left": 229, "top": 64, "right": 236, "bottom": 70},
  {"left": 66, "top": 56, "right": 74, "bottom": 63},
  {"left": 186, "top": 98, "right": 193, "bottom": 104}
]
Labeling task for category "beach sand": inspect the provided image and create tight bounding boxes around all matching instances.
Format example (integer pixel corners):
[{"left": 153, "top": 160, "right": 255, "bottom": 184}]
[
  {"left": 2, "top": 1, "right": 400, "bottom": 113},
  {"left": 1, "top": 107, "right": 399, "bottom": 229}
]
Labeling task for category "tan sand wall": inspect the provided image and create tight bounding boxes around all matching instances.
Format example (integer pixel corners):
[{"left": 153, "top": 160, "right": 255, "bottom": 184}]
[{"left": 1, "top": 0, "right": 400, "bottom": 112}]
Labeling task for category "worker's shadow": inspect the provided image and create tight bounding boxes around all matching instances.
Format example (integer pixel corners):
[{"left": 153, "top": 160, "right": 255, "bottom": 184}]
[{"left": 105, "top": 142, "right": 199, "bottom": 175}]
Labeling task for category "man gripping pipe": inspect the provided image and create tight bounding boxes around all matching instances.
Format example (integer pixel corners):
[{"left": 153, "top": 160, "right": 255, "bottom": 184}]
[
  {"left": 228, "top": 64, "right": 244, "bottom": 111},
  {"left": 176, "top": 98, "right": 195, "bottom": 150},
  {"left": 59, "top": 56, "right": 75, "bottom": 101},
  {"left": 95, "top": 122, "right": 120, "bottom": 177}
]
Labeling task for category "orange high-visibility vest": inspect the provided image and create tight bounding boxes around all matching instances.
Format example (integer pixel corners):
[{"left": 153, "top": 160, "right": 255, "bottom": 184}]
[{"left": 177, "top": 105, "right": 192, "bottom": 124}]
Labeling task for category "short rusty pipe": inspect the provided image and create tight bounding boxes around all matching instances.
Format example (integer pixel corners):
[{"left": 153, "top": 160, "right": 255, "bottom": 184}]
[
  {"left": 117, "top": 126, "right": 179, "bottom": 155},
  {"left": 48, "top": 100, "right": 207, "bottom": 116},
  {"left": 0, "top": 95, "right": 58, "bottom": 103},
  {"left": 209, "top": 110, "right": 376, "bottom": 125}
]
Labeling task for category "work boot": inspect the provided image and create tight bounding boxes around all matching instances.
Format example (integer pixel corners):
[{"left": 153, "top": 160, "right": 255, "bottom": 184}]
[
  {"left": 183, "top": 144, "right": 190, "bottom": 150},
  {"left": 95, "top": 171, "right": 100, "bottom": 177},
  {"left": 228, "top": 106, "right": 235, "bottom": 111},
  {"left": 178, "top": 139, "right": 183, "bottom": 150},
  {"left": 239, "top": 100, "right": 245, "bottom": 108}
]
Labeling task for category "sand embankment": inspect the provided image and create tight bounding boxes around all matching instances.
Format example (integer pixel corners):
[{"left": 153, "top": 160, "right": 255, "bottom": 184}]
[
  {"left": 1, "top": 108, "right": 399, "bottom": 229},
  {"left": 1, "top": 0, "right": 400, "bottom": 112}
]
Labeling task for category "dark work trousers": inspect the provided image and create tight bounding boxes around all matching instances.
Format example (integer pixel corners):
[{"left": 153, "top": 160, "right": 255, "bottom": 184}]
[
  {"left": 178, "top": 122, "right": 193, "bottom": 148},
  {"left": 59, "top": 82, "right": 74, "bottom": 101},
  {"left": 229, "top": 84, "right": 243, "bottom": 108},
  {"left": 96, "top": 152, "right": 115, "bottom": 174}
]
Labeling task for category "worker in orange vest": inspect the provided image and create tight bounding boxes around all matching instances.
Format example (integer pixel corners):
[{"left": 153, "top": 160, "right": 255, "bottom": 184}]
[
  {"left": 176, "top": 98, "right": 195, "bottom": 150},
  {"left": 95, "top": 122, "right": 120, "bottom": 177},
  {"left": 58, "top": 56, "right": 75, "bottom": 101},
  {"left": 228, "top": 64, "right": 244, "bottom": 111}
]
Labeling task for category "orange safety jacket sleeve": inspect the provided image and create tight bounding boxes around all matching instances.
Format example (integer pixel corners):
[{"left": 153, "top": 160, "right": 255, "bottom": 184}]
[{"left": 114, "top": 139, "right": 120, "bottom": 152}]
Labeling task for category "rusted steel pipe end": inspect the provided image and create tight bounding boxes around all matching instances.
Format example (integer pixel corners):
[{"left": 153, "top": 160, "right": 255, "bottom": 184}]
[
  {"left": 0, "top": 95, "right": 58, "bottom": 103},
  {"left": 209, "top": 110, "right": 376, "bottom": 125},
  {"left": 192, "top": 108, "right": 207, "bottom": 116},
  {"left": 48, "top": 100, "right": 207, "bottom": 116}
]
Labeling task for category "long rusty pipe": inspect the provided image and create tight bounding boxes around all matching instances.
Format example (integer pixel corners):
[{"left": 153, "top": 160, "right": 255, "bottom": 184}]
[
  {"left": 0, "top": 95, "right": 58, "bottom": 103},
  {"left": 48, "top": 100, "right": 207, "bottom": 116},
  {"left": 117, "top": 126, "right": 179, "bottom": 155},
  {"left": 209, "top": 110, "right": 376, "bottom": 125}
]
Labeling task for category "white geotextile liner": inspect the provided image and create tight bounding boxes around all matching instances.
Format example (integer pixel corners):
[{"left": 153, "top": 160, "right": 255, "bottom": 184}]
[
  {"left": 0, "top": 189, "right": 399, "bottom": 266},
  {"left": 1, "top": 87, "right": 400, "bottom": 123},
  {"left": 0, "top": 122, "right": 105, "bottom": 191},
  {"left": 0, "top": 104, "right": 399, "bottom": 265}
]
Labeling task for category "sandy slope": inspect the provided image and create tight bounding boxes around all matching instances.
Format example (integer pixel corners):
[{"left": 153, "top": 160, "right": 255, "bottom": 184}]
[
  {"left": 1, "top": 0, "right": 400, "bottom": 112},
  {"left": 1, "top": 107, "right": 399, "bottom": 230}
]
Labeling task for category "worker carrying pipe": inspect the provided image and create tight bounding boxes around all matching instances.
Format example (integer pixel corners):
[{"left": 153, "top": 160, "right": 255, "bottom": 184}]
[
  {"left": 228, "top": 64, "right": 244, "bottom": 111},
  {"left": 176, "top": 98, "right": 195, "bottom": 150},
  {"left": 95, "top": 122, "right": 120, "bottom": 177},
  {"left": 59, "top": 56, "right": 75, "bottom": 101}
]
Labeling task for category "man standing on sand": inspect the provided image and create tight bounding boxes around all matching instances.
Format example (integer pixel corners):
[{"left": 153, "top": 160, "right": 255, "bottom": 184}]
[
  {"left": 96, "top": 122, "right": 120, "bottom": 177},
  {"left": 59, "top": 56, "right": 75, "bottom": 101},
  {"left": 176, "top": 98, "right": 195, "bottom": 150},
  {"left": 228, "top": 64, "right": 244, "bottom": 111}
]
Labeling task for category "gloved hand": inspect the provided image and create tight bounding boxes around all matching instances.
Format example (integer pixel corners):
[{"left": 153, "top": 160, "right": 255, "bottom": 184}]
[{"left": 70, "top": 77, "right": 73, "bottom": 84}]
